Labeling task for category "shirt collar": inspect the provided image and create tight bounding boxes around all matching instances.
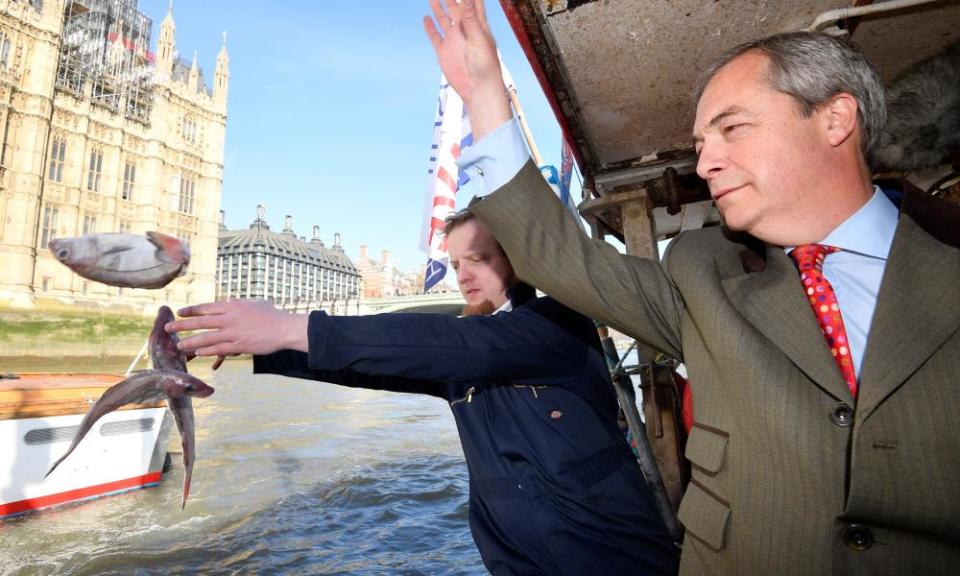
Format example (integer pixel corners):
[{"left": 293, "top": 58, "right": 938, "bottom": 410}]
[
  {"left": 819, "top": 186, "right": 898, "bottom": 259},
  {"left": 785, "top": 186, "right": 899, "bottom": 260},
  {"left": 493, "top": 300, "right": 513, "bottom": 315}
]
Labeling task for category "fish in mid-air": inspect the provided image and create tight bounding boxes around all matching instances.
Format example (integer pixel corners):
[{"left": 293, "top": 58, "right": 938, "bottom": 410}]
[
  {"left": 48, "top": 232, "right": 190, "bottom": 289},
  {"left": 47, "top": 306, "right": 214, "bottom": 510}
]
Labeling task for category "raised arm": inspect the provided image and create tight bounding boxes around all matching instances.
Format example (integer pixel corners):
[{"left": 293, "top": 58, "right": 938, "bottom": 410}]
[
  {"left": 423, "top": 0, "right": 511, "bottom": 141},
  {"left": 471, "top": 162, "right": 685, "bottom": 360}
]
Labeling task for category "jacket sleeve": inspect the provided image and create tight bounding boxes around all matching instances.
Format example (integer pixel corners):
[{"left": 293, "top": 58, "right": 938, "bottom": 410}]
[
  {"left": 253, "top": 349, "right": 449, "bottom": 399},
  {"left": 306, "top": 300, "right": 593, "bottom": 387},
  {"left": 471, "top": 160, "right": 684, "bottom": 360}
]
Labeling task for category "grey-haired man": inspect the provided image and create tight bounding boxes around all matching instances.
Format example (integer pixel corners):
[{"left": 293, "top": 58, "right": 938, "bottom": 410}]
[{"left": 424, "top": 1, "right": 960, "bottom": 574}]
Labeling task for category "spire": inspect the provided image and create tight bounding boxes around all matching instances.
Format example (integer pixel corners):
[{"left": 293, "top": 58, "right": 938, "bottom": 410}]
[
  {"left": 188, "top": 50, "right": 200, "bottom": 93},
  {"left": 213, "top": 30, "right": 230, "bottom": 108},
  {"left": 156, "top": 1, "right": 177, "bottom": 80}
]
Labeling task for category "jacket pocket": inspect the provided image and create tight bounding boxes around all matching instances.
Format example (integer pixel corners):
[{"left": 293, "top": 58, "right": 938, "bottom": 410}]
[
  {"left": 678, "top": 479, "right": 730, "bottom": 551},
  {"left": 684, "top": 423, "right": 728, "bottom": 475}
]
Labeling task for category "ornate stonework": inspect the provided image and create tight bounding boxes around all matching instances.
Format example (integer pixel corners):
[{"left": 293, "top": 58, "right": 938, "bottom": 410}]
[{"left": 0, "top": 0, "right": 228, "bottom": 313}]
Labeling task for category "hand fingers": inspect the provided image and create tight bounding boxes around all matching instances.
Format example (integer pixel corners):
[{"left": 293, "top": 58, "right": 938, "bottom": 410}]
[
  {"left": 474, "top": 0, "right": 488, "bottom": 26},
  {"left": 195, "top": 344, "right": 238, "bottom": 358},
  {"left": 177, "top": 301, "right": 232, "bottom": 318},
  {"left": 428, "top": 0, "right": 448, "bottom": 29},
  {"left": 442, "top": 0, "right": 460, "bottom": 20},
  {"left": 423, "top": 15, "right": 443, "bottom": 49},
  {"left": 176, "top": 331, "right": 229, "bottom": 354},
  {"left": 459, "top": 0, "right": 487, "bottom": 37},
  {"left": 166, "top": 315, "right": 224, "bottom": 334}
]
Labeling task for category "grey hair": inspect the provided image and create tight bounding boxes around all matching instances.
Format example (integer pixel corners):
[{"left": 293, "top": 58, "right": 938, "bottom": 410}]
[{"left": 691, "top": 31, "right": 886, "bottom": 156}]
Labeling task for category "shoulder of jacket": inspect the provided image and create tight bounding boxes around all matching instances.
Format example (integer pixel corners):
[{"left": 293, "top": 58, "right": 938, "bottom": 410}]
[{"left": 665, "top": 226, "right": 727, "bottom": 261}]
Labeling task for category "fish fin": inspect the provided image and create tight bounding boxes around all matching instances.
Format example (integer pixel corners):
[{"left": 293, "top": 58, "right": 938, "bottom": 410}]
[{"left": 147, "top": 231, "right": 190, "bottom": 265}]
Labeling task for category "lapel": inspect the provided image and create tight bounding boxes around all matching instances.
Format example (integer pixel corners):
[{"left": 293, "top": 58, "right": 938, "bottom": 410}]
[
  {"left": 857, "top": 200, "right": 960, "bottom": 420},
  {"left": 719, "top": 238, "right": 854, "bottom": 403}
]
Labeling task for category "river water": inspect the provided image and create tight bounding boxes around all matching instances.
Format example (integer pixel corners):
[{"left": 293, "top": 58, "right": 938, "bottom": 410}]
[{"left": 1, "top": 360, "right": 485, "bottom": 575}]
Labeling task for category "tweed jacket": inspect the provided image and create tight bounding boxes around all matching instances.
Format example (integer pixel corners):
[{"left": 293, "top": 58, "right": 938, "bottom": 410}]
[{"left": 472, "top": 160, "right": 960, "bottom": 576}]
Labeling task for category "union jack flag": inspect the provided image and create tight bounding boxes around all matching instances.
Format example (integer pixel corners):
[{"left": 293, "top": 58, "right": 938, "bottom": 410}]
[{"left": 420, "top": 75, "right": 472, "bottom": 292}]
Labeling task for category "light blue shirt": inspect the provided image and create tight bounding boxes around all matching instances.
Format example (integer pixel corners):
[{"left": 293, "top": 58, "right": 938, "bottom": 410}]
[
  {"left": 459, "top": 118, "right": 900, "bottom": 380},
  {"left": 791, "top": 189, "right": 899, "bottom": 379},
  {"left": 458, "top": 118, "right": 530, "bottom": 196}
]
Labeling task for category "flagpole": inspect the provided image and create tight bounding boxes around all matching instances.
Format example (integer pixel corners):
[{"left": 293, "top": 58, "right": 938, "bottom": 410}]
[{"left": 506, "top": 86, "right": 544, "bottom": 166}]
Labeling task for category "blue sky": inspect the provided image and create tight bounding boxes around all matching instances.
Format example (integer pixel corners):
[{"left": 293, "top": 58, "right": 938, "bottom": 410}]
[{"left": 139, "top": 1, "right": 568, "bottom": 275}]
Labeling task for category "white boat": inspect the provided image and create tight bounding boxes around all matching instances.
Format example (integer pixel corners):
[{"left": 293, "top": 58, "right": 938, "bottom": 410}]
[{"left": 0, "top": 373, "right": 172, "bottom": 518}]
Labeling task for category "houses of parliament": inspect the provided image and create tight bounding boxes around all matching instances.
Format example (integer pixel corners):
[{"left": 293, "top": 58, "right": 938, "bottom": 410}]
[{"left": 0, "top": 0, "right": 227, "bottom": 312}]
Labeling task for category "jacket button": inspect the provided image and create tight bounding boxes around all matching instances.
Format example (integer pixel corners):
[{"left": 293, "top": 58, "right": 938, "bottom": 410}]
[
  {"left": 549, "top": 410, "right": 563, "bottom": 420},
  {"left": 841, "top": 524, "right": 873, "bottom": 551},
  {"left": 831, "top": 403, "right": 854, "bottom": 427}
]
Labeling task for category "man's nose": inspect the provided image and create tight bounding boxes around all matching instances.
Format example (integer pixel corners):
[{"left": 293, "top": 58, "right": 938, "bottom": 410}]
[{"left": 696, "top": 140, "right": 726, "bottom": 180}]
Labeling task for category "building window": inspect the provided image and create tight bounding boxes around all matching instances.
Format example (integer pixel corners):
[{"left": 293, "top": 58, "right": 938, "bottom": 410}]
[
  {"left": 178, "top": 173, "right": 195, "bottom": 214},
  {"left": 0, "top": 30, "right": 11, "bottom": 69},
  {"left": 40, "top": 206, "right": 58, "bottom": 247},
  {"left": 48, "top": 136, "right": 66, "bottom": 182},
  {"left": 181, "top": 115, "right": 197, "bottom": 143},
  {"left": 122, "top": 161, "right": 136, "bottom": 200},
  {"left": 118, "top": 221, "right": 130, "bottom": 233},
  {"left": 82, "top": 212, "right": 96, "bottom": 235},
  {"left": 86, "top": 149, "right": 103, "bottom": 191}
]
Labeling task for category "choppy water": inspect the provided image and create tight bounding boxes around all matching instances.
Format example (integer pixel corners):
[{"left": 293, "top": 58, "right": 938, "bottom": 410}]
[{"left": 1, "top": 360, "right": 484, "bottom": 575}]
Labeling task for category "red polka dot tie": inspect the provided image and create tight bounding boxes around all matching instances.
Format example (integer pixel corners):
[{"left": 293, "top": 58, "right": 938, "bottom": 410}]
[{"left": 790, "top": 244, "right": 858, "bottom": 398}]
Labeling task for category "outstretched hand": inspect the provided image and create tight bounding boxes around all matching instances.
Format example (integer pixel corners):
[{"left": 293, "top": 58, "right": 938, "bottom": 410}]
[
  {"left": 423, "top": 0, "right": 512, "bottom": 139},
  {"left": 165, "top": 299, "right": 309, "bottom": 358}
]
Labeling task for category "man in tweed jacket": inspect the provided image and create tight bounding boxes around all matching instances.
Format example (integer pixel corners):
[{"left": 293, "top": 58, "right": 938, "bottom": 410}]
[{"left": 425, "top": 1, "right": 960, "bottom": 574}]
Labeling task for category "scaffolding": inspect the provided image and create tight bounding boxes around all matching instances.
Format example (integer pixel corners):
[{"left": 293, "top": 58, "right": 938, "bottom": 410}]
[{"left": 56, "top": 0, "right": 155, "bottom": 122}]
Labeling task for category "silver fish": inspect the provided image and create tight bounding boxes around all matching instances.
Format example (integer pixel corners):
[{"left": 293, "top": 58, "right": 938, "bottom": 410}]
[
  {"left": 44, "top": 369, "right": 214, "bottom": 482},
  {"left": 48, "top": 231, "right": 190, "bottom": 289}
]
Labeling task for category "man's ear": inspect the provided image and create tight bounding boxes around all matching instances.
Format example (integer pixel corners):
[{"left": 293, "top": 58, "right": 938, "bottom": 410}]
[{"left": 824, "top": 93, "right": 859, "bottom": 148}]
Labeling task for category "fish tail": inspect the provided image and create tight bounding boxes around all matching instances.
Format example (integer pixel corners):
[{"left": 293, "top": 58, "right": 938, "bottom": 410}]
[
  {"left": 180, "top": 465, "right": 192, "bottom": 510},
  {"left": 147, "top": 231, "right": 190, "bottom": 265},
  {"left": 45, "top": 431, "right": 87, "bottom": 477},
  {"left": 45, "top": 454, "right": 68, "bottom": 478}
]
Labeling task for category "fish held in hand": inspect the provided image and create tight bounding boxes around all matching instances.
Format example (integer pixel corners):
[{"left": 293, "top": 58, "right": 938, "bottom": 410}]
[
  {"left": 49, "top": 232, "right": 189, "bottom": 289},
  {"left": 149, "top": 305, "right": 219, "bottom": 509},
  {"left": 45, "top": 370, "right": 214, "bottom": 480},
  {"left": 150, "top": 305, "right": 188, "bottom": 371}
]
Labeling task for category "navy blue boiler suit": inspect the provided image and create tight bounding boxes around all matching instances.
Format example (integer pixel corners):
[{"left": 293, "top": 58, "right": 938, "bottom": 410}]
[{"left": 254, "top": 295, "right": 679, "bottom": 575}]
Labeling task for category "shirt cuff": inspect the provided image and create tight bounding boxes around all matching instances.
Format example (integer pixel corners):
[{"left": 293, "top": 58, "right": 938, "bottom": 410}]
[{"left": 457, "top": 118, "right": 530, "bottom": 197}]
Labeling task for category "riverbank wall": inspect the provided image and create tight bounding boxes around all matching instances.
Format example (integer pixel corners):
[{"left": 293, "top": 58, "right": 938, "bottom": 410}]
[{"left": 0, "top": 304, "right": 155, "bottom": 366}]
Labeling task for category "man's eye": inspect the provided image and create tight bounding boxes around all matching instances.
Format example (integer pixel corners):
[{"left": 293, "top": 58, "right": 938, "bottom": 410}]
[{"left": 723, "top": 123, "right": 745, "bottom": 135}]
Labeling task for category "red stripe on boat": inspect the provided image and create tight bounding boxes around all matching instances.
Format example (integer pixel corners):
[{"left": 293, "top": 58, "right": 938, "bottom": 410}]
[{"left": 0, "top": 472, "right": 162, "bottom": 517}]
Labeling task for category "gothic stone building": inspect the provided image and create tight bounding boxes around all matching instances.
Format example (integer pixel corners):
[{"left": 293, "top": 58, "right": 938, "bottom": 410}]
[{"left": 0, "top": 0, "right": 227, "bottom": 312}]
